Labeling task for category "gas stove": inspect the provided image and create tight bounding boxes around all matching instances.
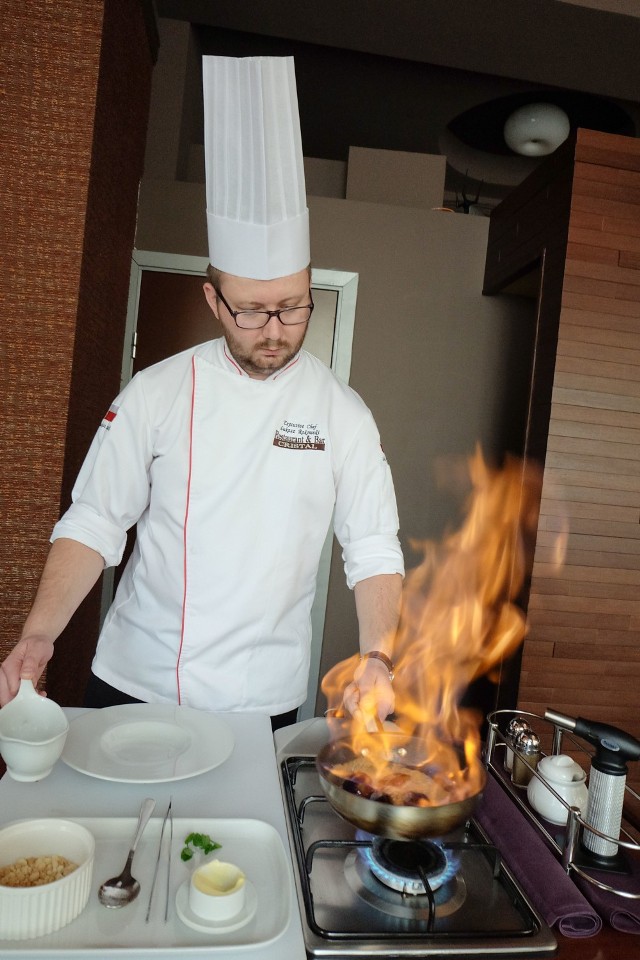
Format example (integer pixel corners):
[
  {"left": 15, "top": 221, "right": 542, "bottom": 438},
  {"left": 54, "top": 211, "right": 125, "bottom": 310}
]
[{"left": 276, "top": 720, "right": 557, "bottom": 958}]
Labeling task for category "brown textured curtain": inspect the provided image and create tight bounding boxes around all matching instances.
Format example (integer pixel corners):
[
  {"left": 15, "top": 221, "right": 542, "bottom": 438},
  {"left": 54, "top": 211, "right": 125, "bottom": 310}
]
[{"left": 1, "top": 0, "right": 156, "bottom": 705}]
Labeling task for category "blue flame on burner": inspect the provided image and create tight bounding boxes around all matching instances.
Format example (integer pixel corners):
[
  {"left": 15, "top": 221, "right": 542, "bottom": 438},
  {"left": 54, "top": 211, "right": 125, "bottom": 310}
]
[{"left": 355, "top": 830, "right": 459, "bottom": 894}]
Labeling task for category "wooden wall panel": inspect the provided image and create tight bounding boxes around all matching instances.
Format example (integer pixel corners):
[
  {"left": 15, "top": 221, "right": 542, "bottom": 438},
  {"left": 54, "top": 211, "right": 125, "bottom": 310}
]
[{"left": 518, "top": 130, "right": 640, "bottom": 789}]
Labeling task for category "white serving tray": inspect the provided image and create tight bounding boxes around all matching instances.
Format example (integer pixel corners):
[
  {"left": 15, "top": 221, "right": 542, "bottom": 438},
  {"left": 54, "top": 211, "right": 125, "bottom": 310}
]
[{"left": 1, "top": 817, "right": 292, "bottom": 957}]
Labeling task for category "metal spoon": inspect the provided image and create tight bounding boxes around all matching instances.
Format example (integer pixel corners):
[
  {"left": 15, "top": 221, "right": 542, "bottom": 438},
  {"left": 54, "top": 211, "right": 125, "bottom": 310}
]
[{"left": 98, "top": 798, "right": 156, "bottom": 908}]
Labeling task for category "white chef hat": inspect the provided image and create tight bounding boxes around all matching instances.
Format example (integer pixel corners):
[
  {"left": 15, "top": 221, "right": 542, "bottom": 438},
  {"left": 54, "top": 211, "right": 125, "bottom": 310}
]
[{"left": 203, "top": 56, "right": 310, "bottom": 280}]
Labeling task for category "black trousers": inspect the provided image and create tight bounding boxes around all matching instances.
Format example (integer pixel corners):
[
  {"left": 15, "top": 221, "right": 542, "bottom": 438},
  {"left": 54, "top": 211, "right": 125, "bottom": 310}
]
[{"left": 83, "top": 672, "right": 298, "bottom": 732}]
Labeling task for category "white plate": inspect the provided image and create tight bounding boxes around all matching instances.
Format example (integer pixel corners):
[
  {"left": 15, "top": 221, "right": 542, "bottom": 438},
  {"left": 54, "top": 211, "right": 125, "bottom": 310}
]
[
  {"left": 175, "top": 879, "right": 258, "bottom": 934},
  {"left": 0, "top": 816, "right": 292, "bottom": 956},
  {"left": 61, "top": 704, "right": 234, "bottom": 782}
]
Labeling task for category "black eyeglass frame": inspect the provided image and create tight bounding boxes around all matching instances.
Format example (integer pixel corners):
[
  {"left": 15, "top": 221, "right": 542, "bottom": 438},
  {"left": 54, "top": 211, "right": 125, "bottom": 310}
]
[{"left": 215, "top": 286, "right": 314, "bottom": 329}]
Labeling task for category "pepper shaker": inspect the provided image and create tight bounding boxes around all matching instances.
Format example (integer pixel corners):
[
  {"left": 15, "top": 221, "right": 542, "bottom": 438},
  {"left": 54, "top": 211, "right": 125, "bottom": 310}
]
[
  {"left": 512, "top": 729, "right": 541, "bottom": 787},
  {"left": 504, "top": 717, "right": 531, "bottom": 772}
]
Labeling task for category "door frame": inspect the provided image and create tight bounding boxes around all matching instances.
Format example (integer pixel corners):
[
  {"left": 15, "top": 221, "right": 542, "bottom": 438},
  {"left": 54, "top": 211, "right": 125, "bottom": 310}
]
[{"left": 106, "top": 249, "right": 359, "bottom": 719}]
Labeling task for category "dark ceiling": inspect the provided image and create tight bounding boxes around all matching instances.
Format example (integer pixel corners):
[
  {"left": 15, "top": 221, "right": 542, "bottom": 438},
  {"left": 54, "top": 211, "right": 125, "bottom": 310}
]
[
  {"left": 155, "top": 0, "right": 640, "bottom": 99},
  {"left": 155, "top": 0, "right": 640, "bottom": 202}
]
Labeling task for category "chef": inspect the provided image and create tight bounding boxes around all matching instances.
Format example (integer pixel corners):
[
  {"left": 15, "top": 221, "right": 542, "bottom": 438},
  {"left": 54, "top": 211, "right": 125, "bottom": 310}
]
[{"left": 0, "top": 56, "right": 404, "bottom": 730}]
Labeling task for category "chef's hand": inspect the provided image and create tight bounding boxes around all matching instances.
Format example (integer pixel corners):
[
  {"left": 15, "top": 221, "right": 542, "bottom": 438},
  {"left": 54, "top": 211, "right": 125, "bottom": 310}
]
[
  {"left": 0, "top": 635, "right": 54, "bottom": 706},
  {"left": 342, "top": 656, "right": 395, "bottom": 730}
]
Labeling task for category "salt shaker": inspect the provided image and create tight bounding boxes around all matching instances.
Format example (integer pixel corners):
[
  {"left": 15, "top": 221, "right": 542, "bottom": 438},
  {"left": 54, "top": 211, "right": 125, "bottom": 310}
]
[
  {"left": 504, "top": 717, "right": 530, "bottom": 772},
  {"left": 512, "top": 729, "right": 541, "bottom": 787}
]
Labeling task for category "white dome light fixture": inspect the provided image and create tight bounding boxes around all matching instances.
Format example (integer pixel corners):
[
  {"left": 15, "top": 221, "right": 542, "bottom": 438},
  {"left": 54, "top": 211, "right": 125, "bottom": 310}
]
[{"left": 504, "top": 103, "right": 571, "bottom": 157}]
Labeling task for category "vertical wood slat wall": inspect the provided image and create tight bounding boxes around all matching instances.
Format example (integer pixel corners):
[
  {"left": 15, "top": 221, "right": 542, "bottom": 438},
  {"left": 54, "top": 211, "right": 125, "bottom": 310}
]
[{"left": 518, "top": 130, "right": 640, "bottom": 789}]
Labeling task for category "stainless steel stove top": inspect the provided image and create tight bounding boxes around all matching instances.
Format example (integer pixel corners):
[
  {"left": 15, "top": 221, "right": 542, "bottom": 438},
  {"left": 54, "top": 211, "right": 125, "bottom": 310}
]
[{"left": 276, "top": 721, "right": 557, "bottom": 958}]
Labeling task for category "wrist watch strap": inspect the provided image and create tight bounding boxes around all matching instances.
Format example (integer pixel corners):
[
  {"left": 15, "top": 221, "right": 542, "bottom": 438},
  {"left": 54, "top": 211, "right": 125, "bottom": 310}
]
[{"left": 360, "top": 650, "right": 394, "bottom": 681}]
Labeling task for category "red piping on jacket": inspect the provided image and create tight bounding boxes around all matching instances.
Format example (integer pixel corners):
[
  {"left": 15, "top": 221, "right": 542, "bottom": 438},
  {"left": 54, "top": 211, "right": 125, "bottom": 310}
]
[
  {"left": 176, "top": 356, "right": 196, "bottom": 703},
  {"left": 272, "top": 355, "right": 300, "bottom": 379},
  {"left": 223, "top": 343, "right": 244, "bottom": 375}
]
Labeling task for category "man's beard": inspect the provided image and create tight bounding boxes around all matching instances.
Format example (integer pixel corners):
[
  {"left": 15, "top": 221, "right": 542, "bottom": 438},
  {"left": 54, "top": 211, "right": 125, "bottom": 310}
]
[{"left": 224, "top": 326, "right": 308, "bottom": 378}]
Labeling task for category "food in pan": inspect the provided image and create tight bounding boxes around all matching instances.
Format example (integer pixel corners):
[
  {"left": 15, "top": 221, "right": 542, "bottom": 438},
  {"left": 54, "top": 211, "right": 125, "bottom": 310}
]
[{"left": 329, "top": 756, "right": 462, "bottom": 807}]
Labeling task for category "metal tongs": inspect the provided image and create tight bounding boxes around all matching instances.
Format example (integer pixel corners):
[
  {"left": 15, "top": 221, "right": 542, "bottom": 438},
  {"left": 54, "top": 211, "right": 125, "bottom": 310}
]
[{"left": 145, "top": 798, "right": 173, "bottom": 922}]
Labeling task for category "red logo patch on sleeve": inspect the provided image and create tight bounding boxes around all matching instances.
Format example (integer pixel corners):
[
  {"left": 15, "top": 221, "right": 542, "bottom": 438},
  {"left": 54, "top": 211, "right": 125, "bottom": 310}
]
[{"left": 101, "top": 404, "right": 119, "bottom": 430}]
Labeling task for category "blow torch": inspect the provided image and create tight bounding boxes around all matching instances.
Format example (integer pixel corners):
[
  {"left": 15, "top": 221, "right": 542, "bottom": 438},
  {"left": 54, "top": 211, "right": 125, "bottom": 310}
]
[{"left": 545, "top": 709, "right": 640, "bottom": 864}]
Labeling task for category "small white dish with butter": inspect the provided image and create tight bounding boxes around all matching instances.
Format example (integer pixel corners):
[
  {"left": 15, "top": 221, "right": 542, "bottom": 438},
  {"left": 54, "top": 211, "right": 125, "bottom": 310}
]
[{"left": 176, "top": 859, "right": 258, "bottom": 933}]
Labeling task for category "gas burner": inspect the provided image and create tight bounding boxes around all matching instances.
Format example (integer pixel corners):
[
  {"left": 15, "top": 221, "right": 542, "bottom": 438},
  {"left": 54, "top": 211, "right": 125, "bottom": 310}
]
[
  {"left": 345, "top": 830, "right": 467, "bottom": 921},
  {"left": 356, "top": 830, "right": 457, "bottom": 894},
  {"left": 278, "top": 753, "right": 557, "bottom": 956},
  {"left": 345, "top": 850, "right": 466, "bottom": 922}
]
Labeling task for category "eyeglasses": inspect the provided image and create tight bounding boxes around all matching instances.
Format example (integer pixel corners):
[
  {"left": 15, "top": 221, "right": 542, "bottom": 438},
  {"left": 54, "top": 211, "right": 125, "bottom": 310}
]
[{"left": 215, "top": 287, "right": 314, "bottom": 330}]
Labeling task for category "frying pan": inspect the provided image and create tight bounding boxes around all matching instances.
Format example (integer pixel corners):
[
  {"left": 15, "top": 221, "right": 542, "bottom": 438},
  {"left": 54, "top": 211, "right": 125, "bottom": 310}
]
[{"left": 316, "top": 733, "right": 486, "bottom": 841}]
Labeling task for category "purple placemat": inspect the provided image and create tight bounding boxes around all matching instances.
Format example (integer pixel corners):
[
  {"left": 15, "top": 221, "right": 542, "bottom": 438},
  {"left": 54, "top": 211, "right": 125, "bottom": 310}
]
[
  {"left": 476, "top": 773, "right": 602, "bottom": 937},
  {"left": 574, "top": 851, "right": 640, "bottom": 934},
  {"left": 483, "top": 765, "right": 640, "bottom": 934}
]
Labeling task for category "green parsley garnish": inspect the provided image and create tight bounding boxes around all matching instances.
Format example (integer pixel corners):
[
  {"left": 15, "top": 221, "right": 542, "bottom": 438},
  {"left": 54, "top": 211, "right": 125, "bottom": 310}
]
[{"left": 180, "top": 832, "right": 222, "bottom": 862}]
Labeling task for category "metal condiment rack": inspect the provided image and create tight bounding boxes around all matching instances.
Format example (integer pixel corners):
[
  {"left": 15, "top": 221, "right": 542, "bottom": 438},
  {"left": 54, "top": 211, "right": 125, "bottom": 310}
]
[{"left": 485, "top": 708, "right": 640, "bottom": 901}]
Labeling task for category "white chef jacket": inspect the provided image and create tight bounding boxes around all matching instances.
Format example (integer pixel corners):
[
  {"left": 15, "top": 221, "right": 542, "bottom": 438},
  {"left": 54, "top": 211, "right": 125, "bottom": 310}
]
[{"left": 52, "top": 339, "right": 404, "bottom": 713}]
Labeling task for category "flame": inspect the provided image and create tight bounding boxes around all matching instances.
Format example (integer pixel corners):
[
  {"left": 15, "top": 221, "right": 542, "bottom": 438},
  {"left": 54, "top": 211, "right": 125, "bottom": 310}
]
[{"left": 322, "top": 448, "right": 544, "bottom": 806}]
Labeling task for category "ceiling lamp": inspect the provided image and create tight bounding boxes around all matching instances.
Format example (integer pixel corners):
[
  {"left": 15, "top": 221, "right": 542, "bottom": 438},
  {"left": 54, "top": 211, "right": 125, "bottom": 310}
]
[{"left": 503, "top": 103, "right": 571, "bottom": 157}]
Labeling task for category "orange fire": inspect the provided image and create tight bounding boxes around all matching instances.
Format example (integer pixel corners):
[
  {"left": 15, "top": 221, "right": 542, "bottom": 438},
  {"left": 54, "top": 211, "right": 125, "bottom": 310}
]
[{"left": 322, "top": 448, "right": 545, "bottom": 805}]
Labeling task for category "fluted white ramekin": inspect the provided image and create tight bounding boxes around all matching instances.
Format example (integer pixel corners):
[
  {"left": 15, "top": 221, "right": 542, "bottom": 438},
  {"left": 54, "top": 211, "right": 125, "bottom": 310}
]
[{"left": 0, "top": 819, "right": 95, "bottom": 940}]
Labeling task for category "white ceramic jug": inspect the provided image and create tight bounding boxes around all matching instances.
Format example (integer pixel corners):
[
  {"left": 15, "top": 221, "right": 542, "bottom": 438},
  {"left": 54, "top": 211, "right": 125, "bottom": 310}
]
[{"left": 0, "top": 680, "right": 69, "bottom": 781}]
